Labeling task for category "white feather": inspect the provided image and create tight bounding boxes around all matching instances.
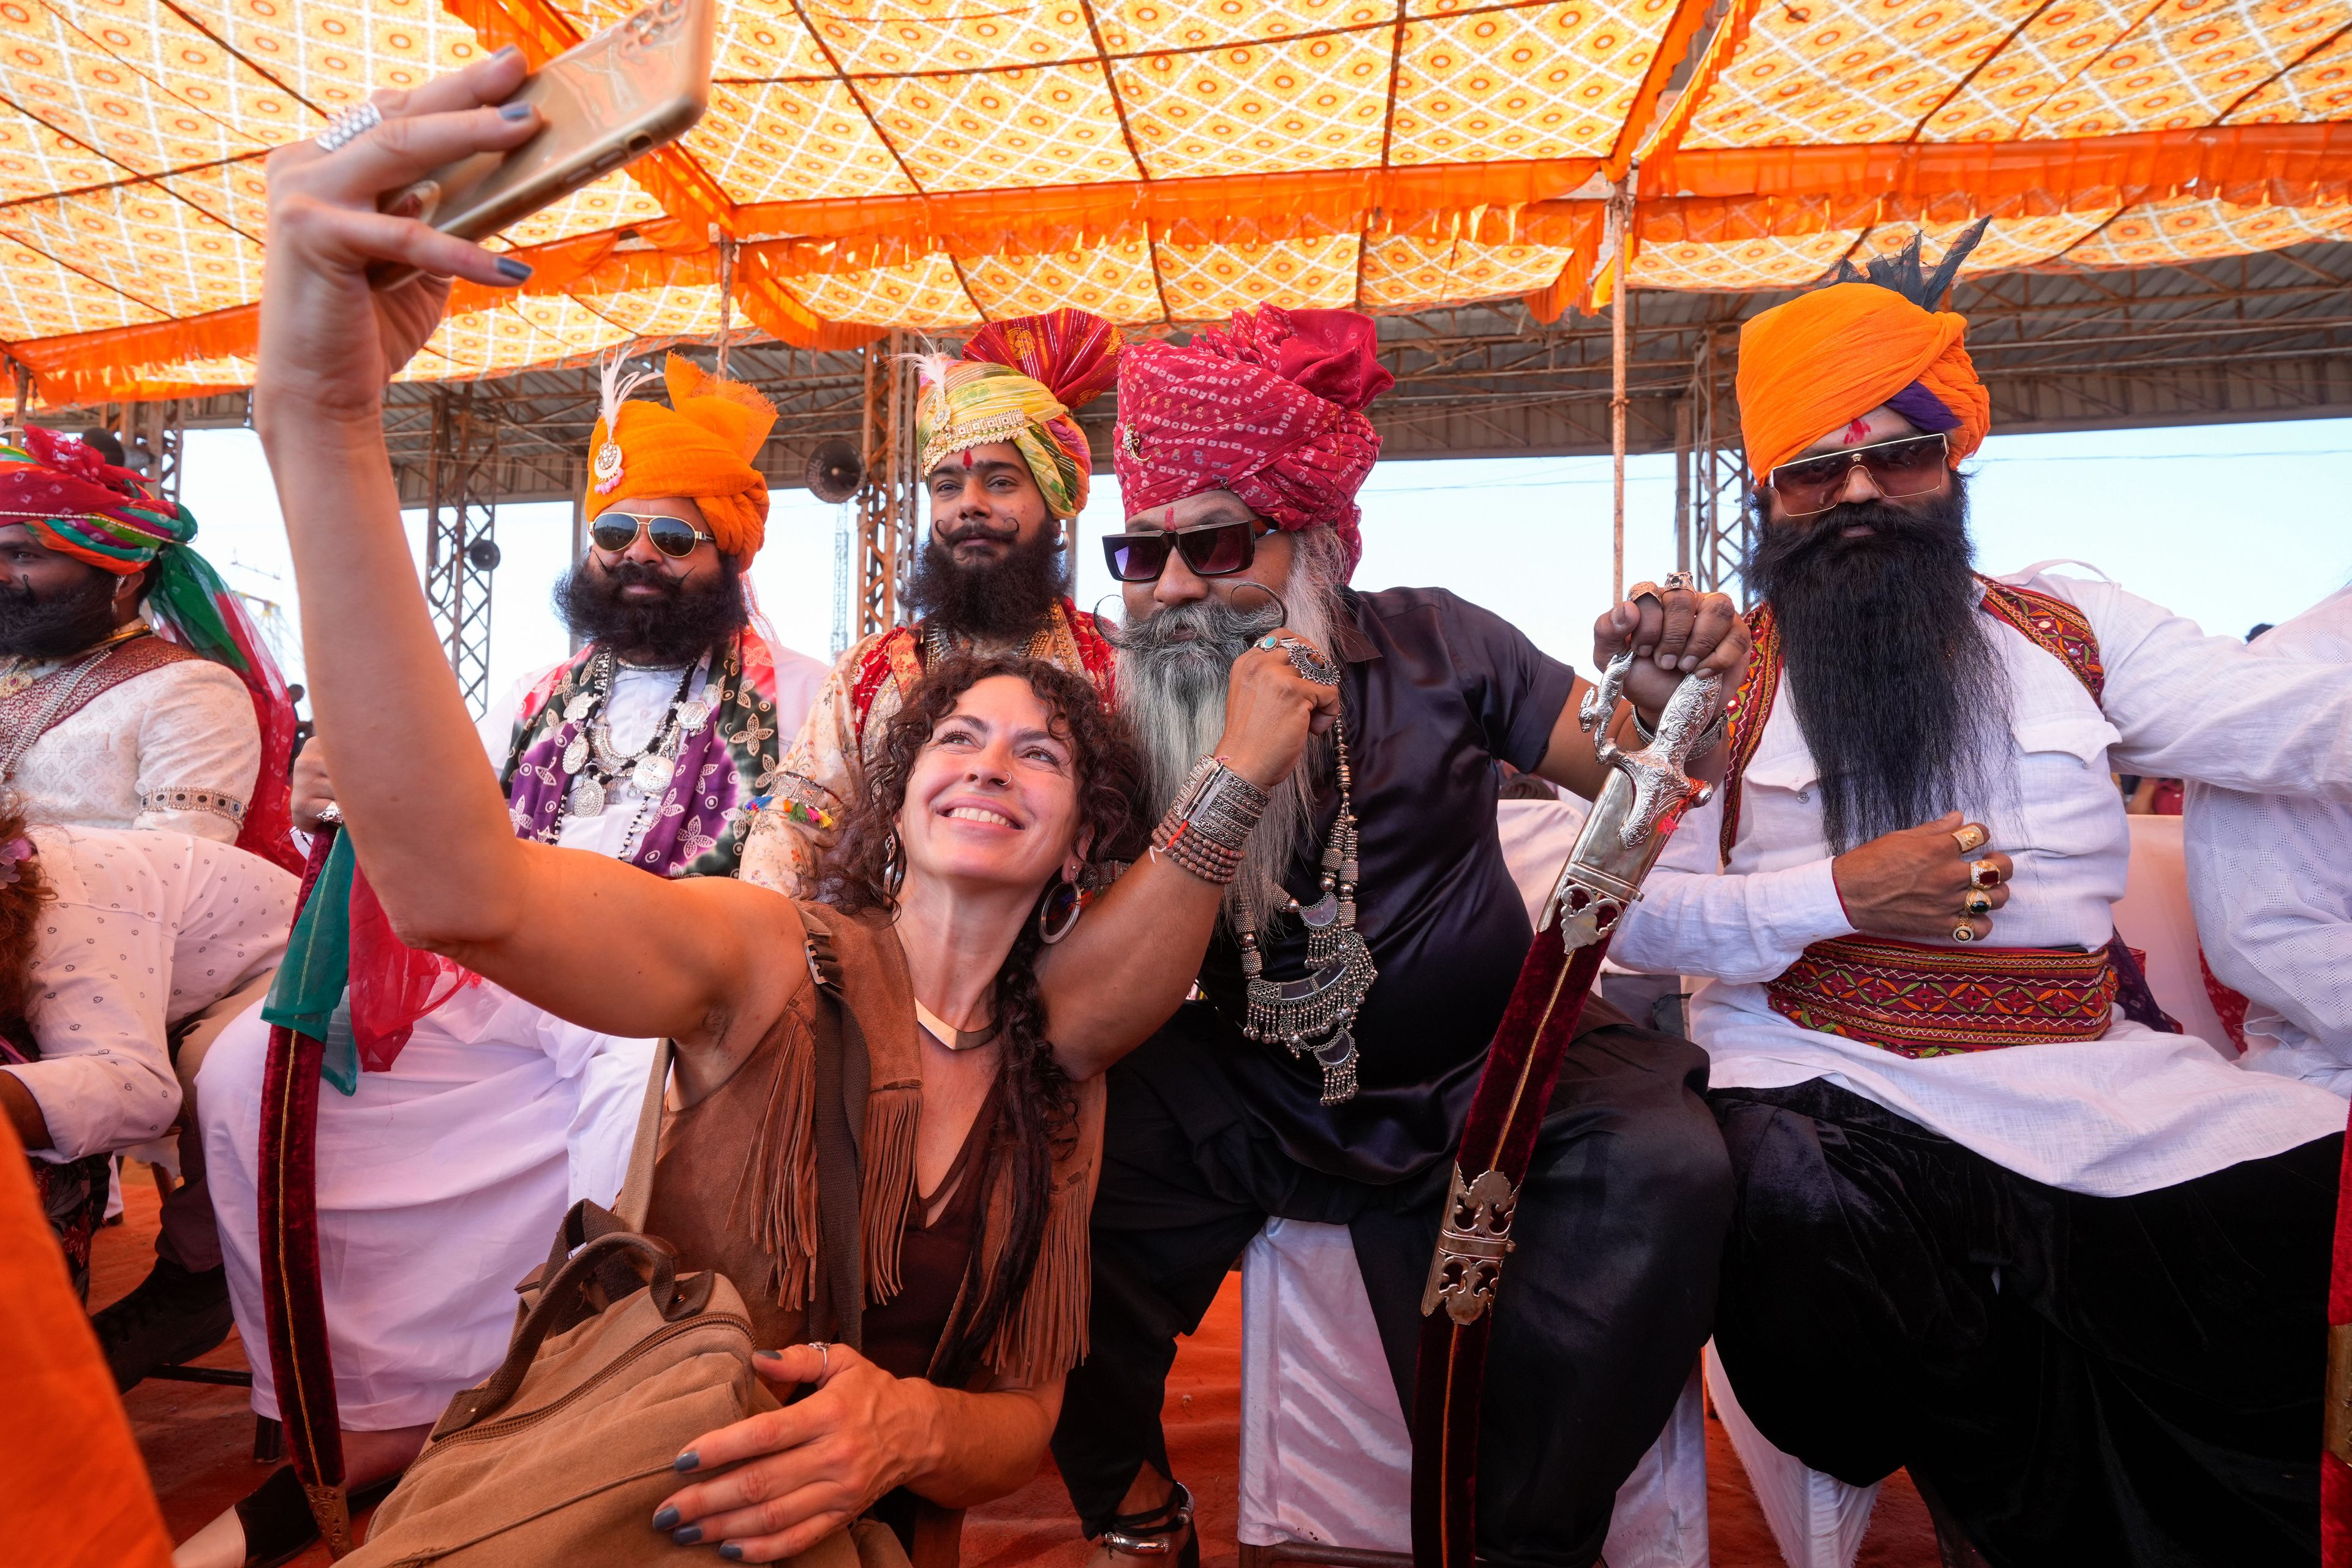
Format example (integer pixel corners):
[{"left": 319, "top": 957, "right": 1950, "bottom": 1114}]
[{"left": 597, "top": 347, "right": 656, "bottom": 434}]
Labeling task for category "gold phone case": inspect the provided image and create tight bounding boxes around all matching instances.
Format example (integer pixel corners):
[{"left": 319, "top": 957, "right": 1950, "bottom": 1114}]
[{"left": 390, "top": 0, "right": 714, "bottom": 246}]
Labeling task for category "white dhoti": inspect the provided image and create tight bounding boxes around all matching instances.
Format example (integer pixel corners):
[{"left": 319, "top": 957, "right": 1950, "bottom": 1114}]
[{"left": 200, "top": 982, "right": 655, "bottom": 1429}]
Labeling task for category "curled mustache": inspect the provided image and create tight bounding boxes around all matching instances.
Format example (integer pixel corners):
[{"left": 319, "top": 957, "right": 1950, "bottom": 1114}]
[{"left": 1092, "top": 584, "right": 1289, "bottom": 660}]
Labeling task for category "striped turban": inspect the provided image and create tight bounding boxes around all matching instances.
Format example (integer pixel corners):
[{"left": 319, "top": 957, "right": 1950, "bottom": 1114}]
[{"left": 916, "top": 309, "right": 1121, "bottom": 519}]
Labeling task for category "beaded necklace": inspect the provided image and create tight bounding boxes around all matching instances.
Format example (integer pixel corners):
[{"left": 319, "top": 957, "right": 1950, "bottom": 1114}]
[{"left": 544, "top": 650, "right": 704, "bottom": 856}]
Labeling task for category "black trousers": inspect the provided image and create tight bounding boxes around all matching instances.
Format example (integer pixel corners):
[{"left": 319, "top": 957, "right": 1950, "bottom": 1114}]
[
  {"left": 1711, "top": 1079, "right": 2339, "bottom": 1568},
  {"left": 1052, "top": 1001, "right": 1732, "bottom": 1568}
]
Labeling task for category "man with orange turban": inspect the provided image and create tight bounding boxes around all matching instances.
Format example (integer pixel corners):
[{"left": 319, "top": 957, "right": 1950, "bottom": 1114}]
[
  {"left": 1610, "top": 229, "right": 2352, "bottom": 1567},
  {"left": 744, "top": 307, "right": 1123, "bottom": 897},
  {"left": 179, "top": 354, "right": 831, "bottom": 1568}
]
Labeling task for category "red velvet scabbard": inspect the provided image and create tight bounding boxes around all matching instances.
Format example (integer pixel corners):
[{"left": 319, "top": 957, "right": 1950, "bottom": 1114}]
[
  {"left": 1411, "top": 925, "right": 1611, "bottom": 1568},
  {"left": 2323, "top": 1109, "right": 2352, "bottom": 1568},
  {"left": 256, "top": 832, "right": 355, "bottom": 1555}
]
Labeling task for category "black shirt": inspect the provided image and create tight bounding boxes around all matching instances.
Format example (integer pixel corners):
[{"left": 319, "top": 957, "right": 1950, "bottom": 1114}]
[{"left": 1196, "top": 585, "right": 1579, "bottom": 1185}]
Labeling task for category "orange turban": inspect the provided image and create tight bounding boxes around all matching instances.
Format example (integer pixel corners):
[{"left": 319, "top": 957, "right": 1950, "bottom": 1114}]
[
  {"left": 1738, "top": 281, "right": 1990, "bottom": 482},
  {"left": 584, "top": 353, "right": 778, "bottom": 559}
]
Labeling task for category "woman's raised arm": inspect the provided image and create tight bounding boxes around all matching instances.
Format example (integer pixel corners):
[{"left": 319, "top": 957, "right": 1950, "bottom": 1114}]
[{"left": 254, "top": 54, "right": 793, "bottom": 1055}]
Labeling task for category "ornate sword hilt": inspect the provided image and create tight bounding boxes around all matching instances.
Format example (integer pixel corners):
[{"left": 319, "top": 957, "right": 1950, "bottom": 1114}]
[{"left": 1540, "top": 658, "right": 1725, "bottom": 940}]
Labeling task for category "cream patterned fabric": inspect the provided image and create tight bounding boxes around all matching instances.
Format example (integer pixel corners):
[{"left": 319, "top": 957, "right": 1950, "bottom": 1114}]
[
  {"left": 3, "top": 824, "right": 295, "bottom": 1164},
  {"left": 7, "top": 658, "right": 259, "bottom": 846}
]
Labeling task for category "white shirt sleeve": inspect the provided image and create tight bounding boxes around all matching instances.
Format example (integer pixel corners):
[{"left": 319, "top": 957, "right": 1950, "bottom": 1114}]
[
  {"left": 2031, "top": 571, "right": 2352, "bottom": 802},
  {"left": 2, "top": 827, "right": 295, "bottom": 1163},
  {"left": 2184, "top": 586, "right": 2352, "bottom": 1074},
  {"left": 131, "top": 661, "right": 263, "bottom": 845},
  {"left": 1607, "top": 788, "right": 1856, "bottom": 982}
]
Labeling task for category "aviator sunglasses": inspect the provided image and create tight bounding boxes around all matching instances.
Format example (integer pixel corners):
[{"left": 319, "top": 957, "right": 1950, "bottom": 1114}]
[
  {"left": 1765, "top": 431, "right": 1949, "bottom": 518},
  {"left": 1101, "top": 516, "right": 1274, "bottom": 583},
  {"left": 588, "top": 510, "right": 715, "bottom": 559}
]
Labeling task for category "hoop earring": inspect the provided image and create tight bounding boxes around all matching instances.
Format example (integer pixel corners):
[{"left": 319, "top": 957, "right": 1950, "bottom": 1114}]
[
  {"left": 1037, "top": 872, "right": 1083, "bottom": 946},
  {"left": 883, "top": 829, "right": 907, "bottom": 897}
]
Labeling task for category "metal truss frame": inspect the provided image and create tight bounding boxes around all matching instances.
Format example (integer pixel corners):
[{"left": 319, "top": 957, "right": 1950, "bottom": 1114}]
[
  {"left": 422, "top": 383, "right": 500, "bottom": 715},
  {"left": 856, "top": 330, "right": 921, "bottom": 641}
]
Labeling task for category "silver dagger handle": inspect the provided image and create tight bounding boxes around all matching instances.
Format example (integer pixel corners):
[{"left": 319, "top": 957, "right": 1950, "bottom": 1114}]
[{"left": 1541, "top": 659, "right": 1725, "bottom": 938}]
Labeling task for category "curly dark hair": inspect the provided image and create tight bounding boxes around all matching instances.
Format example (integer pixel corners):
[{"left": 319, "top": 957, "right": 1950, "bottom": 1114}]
[
  {"left": 814, "top": 655, "right": 1144, "bottom": 1379},
  {"left": 0, "top": 797, "right": 53, "bottom": 1054}
]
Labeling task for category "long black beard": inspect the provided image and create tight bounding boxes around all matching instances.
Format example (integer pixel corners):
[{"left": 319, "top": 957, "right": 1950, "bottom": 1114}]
[
  {"left": 0, "top": 569, "right": 121, "bottom": 658},
  {"left": 552, "top": 554, "right": 748, "bottom": 668},
  {"left": 1744, "top": 479, "right": 2011, "bottom": 854},
  {"left": 908, "top": 526, "right": 1069, "bottom": 643}
]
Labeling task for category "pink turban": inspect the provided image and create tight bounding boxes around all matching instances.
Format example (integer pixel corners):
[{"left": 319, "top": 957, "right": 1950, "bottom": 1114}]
[{"left": 1112, "top": 305, "right": 1393, "bottom": 576}]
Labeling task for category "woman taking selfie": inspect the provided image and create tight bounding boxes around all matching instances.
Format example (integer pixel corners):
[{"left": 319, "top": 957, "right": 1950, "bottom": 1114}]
[{"left": 251, "top": 50, "right": 1332, "bottom": 1565}]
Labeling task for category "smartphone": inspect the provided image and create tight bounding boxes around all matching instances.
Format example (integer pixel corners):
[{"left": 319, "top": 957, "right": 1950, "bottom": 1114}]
[{"left": 374, "top": 0, "right": 714, "bottom": 279}]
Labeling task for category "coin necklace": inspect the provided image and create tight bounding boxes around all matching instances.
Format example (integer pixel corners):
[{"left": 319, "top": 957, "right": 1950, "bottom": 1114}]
[
  {"left": 1234, "top": 654, "right": 1375, "bottom": 1107},
  {"left": 554, "top": 650, "right": 706, "bottom": 826}
]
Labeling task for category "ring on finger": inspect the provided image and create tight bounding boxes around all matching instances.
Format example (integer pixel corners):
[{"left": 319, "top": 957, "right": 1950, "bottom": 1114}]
[
  {"left": 1256, "top": 632, "right": 1284, "bottom": 652},
  {"left": 1951, "top": 922, "right": 1980, "bottom": 943},
  {"left": 1950, "top": 823, "right": 1989, "bottom": 854},
  {"left": 314, "top": 801, "right": 344, "bottom": 826},
  {"left": 1660, "top": 570, "right": 1695, "bottom": 594},
  {"left": 1963, "top": 890, "right": 1992, "bottom": 917},
  {"left": 314, "top": 101, "right": 385, "bottom": 154},
  {"left": 808, "top": 1340, "right": 829, "bottom": 1379},
  {"left": 1626, "top": 579, "right": 1665, "bottom": 605},
  {"left": 1280, "top": 639, "right": 1340, "bottom": 687},
  {"left": 1968, "top": 858, "right": 2001, "bottom": 889}
]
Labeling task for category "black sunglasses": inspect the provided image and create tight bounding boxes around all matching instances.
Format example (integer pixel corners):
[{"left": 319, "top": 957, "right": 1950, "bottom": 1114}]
[
  {"left": 1765, "top": 432, "right": 1950, "bottom": 518},
  {"left": 1101, "top": 517, "right": 1272, "bottom": 583},
  {"left": 589, "top": 511, "right": 714, "bottom": 559}
]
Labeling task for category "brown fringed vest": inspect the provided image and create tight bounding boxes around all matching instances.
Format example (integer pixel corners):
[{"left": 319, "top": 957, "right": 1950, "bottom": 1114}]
[{"left": 644, "top": 902, "right": 1106, "bottom": 1386}]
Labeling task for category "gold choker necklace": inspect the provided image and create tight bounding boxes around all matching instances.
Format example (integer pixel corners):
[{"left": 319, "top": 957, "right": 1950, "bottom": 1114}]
[{"left": 913, "top": 998, "right": 998, "bottom": 1052}]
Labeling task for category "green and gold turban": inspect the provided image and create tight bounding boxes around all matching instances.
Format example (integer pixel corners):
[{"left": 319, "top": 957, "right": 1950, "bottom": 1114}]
[{"left": 915, "top": 309, "right": 1121, "bottom": 519}]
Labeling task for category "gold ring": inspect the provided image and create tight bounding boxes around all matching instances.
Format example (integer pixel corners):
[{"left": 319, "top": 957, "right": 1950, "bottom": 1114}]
[
  {"left": 1964, "top": 890, "right": 1992, "bottom": 916},
  {"left": 1951, "top": 922, "right": 1978, "bottom": 943},
  {"left": 1969, "top": 858, "right": 2000, "bottom": 889},
  {"left": 1951, "top": 823, "right": 1988, "bottom": 854}
]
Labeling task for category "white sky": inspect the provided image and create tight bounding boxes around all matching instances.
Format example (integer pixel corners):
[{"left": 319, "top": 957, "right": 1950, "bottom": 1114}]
[{"left": 181, "top": 415, "right": 2352, "bottom": 710}]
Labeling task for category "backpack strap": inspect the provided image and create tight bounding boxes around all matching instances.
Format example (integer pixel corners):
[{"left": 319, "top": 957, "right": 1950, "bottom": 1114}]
[{"left": 799, "top": 912, "right": 869, "bottom": 1354}]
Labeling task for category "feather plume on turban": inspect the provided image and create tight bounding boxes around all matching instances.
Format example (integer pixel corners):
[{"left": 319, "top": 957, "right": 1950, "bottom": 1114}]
[
  {"left": 1112, "top": 304, "right": 1393, "bottom": 577},
  {"left": 584, "top": 353, "right": 778, "bottom": 559},
  {"left": 1738, "top": 222, "right": 1993, "bottom": 481},
  {"left": 914, "top": 309, "right": 1121, "bottom": 519}
]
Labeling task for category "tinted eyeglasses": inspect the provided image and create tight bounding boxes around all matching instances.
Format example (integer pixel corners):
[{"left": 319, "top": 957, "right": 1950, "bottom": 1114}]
[
  {"left": 588, "top": 511, "right": 714, "bottom": 559},
  {"left": 1765, "top": 432, "right": 1949, "bottom": 518},
  {"left": 1101, "top": 517, "right": 1271, "bottom": 583}
]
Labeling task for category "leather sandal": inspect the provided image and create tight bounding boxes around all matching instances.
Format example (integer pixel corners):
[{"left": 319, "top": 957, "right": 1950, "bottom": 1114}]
[
  {"left": 1095, "top": 1479, "right": 1199, "bottom": 1568},
  {"left": 231, "top": 1464, "right": 400, "bottom": 1568}
]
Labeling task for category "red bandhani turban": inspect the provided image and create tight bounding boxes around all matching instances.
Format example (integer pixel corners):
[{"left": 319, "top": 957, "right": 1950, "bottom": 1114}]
[{"left": 1113, "top": 304, "right": 1393, "bottom": 576}]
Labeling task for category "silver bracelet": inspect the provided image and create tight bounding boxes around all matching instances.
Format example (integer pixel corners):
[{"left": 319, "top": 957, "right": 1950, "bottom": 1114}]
[{"left": 1170, "top": 756, "right": 1270, "bottom": 851}]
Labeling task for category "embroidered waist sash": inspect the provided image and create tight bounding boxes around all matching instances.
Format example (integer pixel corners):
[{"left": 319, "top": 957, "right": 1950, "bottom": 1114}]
[{"left": 1768, "top": 935, "right": 2118, "bottom": 1058}]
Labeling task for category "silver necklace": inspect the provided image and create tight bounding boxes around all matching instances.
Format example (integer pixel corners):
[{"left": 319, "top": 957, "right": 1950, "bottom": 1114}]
[
  {"left": 557, "top": 651, "right": 704, "bottom": 821},
  {"left": 1235, "top": 709, "right": 1376, "bottom": 1106}
]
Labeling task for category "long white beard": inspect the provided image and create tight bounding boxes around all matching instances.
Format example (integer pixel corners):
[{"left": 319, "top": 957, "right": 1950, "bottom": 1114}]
[{"left": 1114, "top": 529, "right": 1348, "bottom": 927}]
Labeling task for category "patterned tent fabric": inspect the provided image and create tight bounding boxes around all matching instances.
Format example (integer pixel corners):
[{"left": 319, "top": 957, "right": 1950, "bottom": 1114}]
[{"left": 7, "top": 0, "right": 2350, "bottom": 401}]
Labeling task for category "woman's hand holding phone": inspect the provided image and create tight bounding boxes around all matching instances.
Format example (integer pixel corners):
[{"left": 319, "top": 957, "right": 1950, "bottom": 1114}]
[{"left": 257, "top": 50, "right": 542, "bottom": 429}]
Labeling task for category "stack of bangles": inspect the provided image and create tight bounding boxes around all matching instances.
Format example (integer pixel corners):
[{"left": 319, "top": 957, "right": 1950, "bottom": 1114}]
[{"left": 1152, "top": 755, "right": 1270, "bottom": 886}]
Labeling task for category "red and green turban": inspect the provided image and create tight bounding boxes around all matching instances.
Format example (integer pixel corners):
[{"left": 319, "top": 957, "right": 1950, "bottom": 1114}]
[{"left": 0, "top": 423, "right": 300, "bottom": 873}]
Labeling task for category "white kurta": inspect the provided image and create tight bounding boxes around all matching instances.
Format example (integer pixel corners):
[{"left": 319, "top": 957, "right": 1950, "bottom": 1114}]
[
  {"left": 6, "top": 657, "right": 260, "bottom": 845},
  {"left": 2185, "top": 585, "right": 2352, "bottom": 1098},
  {"left": 4, "top": 825, "right": 293, "bottom": 1162},
  {"left": 1612, "top": 565, "right": 2352, "bottom": 1197},
  {"left": 201, "top": 649, "right": 823, "bottom": 1430}
]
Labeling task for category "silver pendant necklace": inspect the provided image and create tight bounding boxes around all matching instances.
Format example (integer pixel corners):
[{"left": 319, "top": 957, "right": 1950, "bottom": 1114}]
[
  {"left": 552, "top": 651, "right": 700, "bottom": 830},
  {"left": 1236, "top": 710, "right": 1376, "bottom": 1106}
]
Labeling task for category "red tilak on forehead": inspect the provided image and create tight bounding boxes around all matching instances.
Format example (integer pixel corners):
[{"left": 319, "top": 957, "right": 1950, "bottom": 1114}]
[
  {"left": 1841, "top": 418, "right": 1872, "bottom": 447},
  {"left": 960, "top": 450, "right": 974, "bottom": 468}
]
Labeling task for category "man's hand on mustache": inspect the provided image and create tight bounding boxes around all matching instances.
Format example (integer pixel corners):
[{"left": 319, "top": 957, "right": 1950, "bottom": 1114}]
[{"left": 1214, "top": 629, "right": 1342, "bottom": 790}]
